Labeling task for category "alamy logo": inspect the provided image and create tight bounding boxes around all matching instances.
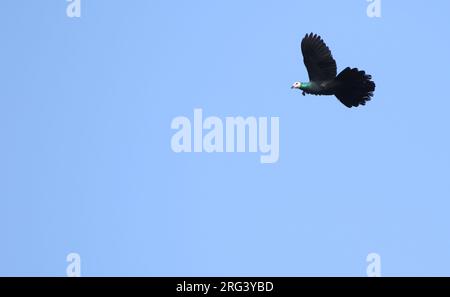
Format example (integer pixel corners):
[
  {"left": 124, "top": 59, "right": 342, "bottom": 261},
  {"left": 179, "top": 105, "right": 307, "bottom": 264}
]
[
  {"left": 366, "top": 253, "right": 381, "bottom": 277},
  {"left": 171, "top": 109, "right": 280, "bottom": 164},
  {"left": 366, "top": 0, "right": 382, "bottom": 18},
  {"left": 66, "top": 252, "right": 81, "bottom": 277},
  {"left": 66, "top": 0, "right": 81, "bottom": 18}
]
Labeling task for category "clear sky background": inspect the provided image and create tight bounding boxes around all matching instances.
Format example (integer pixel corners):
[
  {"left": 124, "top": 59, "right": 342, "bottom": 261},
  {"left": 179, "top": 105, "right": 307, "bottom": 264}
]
[{"left": 1, "top": 0, "right": 449, "bottom": 276}]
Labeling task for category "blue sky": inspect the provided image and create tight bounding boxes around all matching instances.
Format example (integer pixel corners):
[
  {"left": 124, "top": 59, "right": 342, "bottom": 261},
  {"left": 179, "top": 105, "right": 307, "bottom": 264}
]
[{"left": 1, "top": 0, "right": 449, "bottom": 276}]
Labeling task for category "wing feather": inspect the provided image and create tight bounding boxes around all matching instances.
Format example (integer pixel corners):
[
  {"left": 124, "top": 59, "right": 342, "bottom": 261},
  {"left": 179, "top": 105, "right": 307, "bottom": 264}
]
[{"left": 301, "top": 33, "right": 337, "bottom": 81}]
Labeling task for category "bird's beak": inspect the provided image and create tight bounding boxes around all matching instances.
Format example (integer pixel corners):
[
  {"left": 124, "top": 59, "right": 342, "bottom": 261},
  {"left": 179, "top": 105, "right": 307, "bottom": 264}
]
[{"left": 291, "top": 85, "right": 295, "bottom": 89}]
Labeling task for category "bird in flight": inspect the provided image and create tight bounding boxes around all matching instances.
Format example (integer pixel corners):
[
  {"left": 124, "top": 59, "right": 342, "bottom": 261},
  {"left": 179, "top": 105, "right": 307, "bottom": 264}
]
[{"left": 291, "top": 33, "right": 376, "bottom": 108}]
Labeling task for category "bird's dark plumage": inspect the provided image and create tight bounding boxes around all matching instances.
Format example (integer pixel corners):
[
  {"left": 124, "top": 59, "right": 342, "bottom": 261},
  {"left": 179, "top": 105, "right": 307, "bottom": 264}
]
[
  {"left": 301, "top": 33, "right": 337, "bottom": 82},
  {"left": 294, "top": 33, "right": 376, "bottom": 108},
  {"left": 335, "top": 67, "right": 375, "bottom": 108}
]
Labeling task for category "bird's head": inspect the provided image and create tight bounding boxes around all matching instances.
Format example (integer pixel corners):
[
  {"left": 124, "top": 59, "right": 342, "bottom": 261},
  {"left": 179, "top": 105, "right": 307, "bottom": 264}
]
[{"left": 291, "top": 81, "right": 302, "bottom": 89}]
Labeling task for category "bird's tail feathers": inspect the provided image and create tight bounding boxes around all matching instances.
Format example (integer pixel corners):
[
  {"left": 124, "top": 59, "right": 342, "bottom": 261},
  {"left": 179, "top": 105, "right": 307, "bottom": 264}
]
[{"left": 335, "top": 67, "right": 375, "bottom": 108}]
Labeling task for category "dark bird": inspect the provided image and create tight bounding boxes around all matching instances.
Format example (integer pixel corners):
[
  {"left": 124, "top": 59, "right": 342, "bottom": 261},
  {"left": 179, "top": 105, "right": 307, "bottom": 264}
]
[{"left": 291, "top": 33, "right": 375, "bottom": 108}]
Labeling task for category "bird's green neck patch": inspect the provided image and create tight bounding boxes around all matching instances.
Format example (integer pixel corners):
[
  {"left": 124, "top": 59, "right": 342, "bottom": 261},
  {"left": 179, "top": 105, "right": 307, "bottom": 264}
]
[{"left": 300, "top": 82, "right": 312, "bottom": 89}]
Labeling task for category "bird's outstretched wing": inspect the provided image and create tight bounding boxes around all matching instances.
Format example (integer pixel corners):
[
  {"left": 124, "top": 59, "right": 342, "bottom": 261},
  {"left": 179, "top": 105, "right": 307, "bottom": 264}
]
[{"left": 301, "top": 33, "right": 337, "bottom": 82}]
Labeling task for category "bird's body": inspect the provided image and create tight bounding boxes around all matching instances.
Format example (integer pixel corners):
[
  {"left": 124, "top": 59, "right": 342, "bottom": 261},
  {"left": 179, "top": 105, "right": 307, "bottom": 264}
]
[
  {"left": 292, "top": 33, "right": 376, "bottom": 108},
  {"left": 299, "top": 80, "right": 338, "bottom": 96}
]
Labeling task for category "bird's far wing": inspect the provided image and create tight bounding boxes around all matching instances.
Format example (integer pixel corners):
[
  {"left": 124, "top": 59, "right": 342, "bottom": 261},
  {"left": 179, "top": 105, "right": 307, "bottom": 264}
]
[{"left": 301, "top": 33, "right": 337, "bottom": 82}]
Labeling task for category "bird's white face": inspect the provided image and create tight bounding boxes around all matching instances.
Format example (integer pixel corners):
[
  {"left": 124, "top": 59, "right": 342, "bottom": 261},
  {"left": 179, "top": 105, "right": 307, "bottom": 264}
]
[{"left": 291, "top": 81, "right": 301, "bottom": 89}]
